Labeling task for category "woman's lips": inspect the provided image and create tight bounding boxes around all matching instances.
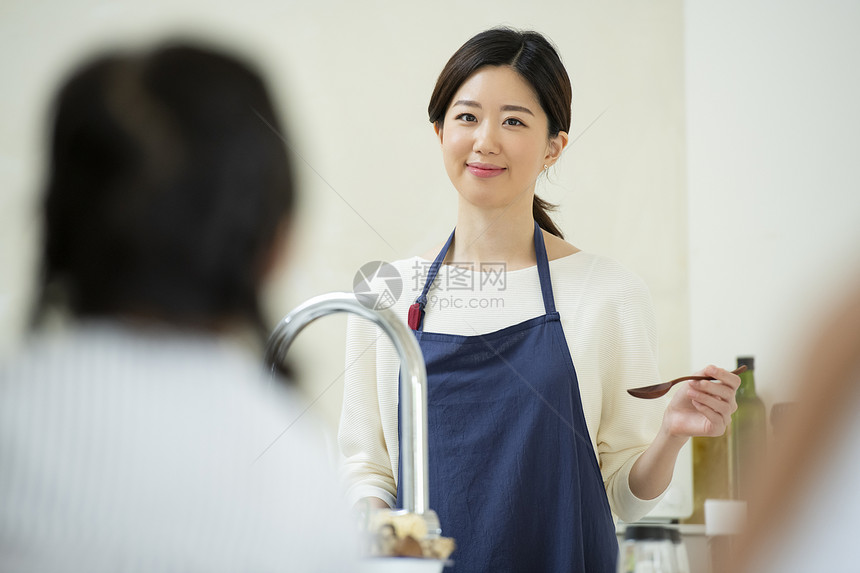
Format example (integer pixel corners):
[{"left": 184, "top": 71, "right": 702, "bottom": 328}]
[{"left": 467, "top": 163, "right": 506, "bottom": 178}]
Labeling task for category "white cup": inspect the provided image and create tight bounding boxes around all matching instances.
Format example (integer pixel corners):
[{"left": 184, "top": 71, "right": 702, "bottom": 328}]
[{"left": 704, "top": 499, "right": 746, "bottom": 536}]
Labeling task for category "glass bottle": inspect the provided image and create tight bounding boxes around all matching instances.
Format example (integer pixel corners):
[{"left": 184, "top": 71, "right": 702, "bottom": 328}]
[
  {"left": 729, "top": 356, "right": 767, "bottom": 501},
  {"left": 770, "top": 401, "right": 797, "bottom": 446},
  {"left": 685, "top": 433, "right": 730, "bottom": 524}
]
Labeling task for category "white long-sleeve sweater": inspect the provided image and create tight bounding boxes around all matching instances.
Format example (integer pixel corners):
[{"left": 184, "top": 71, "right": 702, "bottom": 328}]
[{"left": 339, "top": 251, "right": 670, "bottom": 523}]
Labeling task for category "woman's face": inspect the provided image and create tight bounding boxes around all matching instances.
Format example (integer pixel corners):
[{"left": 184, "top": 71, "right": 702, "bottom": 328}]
[{"left": 437, "top": 65, "right": 566, "bottom": 211}]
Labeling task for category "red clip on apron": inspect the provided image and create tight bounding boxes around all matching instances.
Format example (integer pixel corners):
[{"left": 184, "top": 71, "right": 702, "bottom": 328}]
[{"left": 398, "top": 221, "right": 618, "bottom": 571}]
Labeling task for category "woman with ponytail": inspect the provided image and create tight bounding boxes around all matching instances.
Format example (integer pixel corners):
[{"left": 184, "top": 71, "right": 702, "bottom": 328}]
[{"left": 340, "top": 28, "right": 739, "bottom": 572}]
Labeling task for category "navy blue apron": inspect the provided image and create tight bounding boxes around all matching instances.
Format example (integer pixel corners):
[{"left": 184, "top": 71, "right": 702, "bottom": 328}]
[{"left": 397, "top": 221, "right": 618, "bottom": 572}]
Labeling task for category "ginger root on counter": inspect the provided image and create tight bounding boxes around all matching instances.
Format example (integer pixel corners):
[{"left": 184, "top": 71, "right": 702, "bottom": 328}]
[{"left": 368, "top": 511, "right": 455, "bottom": 560}]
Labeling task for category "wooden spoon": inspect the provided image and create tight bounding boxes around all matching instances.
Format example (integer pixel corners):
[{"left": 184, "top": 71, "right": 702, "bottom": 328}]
[{"left": 627, "top": 365, "right": 747, "bottom": 399}]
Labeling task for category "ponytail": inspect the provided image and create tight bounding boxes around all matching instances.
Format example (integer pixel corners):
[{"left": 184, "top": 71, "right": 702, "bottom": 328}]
[{"left": 533, "top": 195, "right": 564, "bottom": 239}]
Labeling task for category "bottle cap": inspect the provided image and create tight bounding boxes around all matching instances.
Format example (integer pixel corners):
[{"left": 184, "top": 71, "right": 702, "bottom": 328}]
[
  {"left": 704, "top": 499, "right": 746, "bottom": 536},
  {"left": 737, "top": 356, "right": 755, "bottom": 371}
]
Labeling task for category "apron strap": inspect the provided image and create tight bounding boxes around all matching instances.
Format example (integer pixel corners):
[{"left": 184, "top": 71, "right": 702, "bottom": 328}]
[
  {"left": 533, "top": 221, "right": 557, "bottom": 315},
  {"left": 409, "top": 228, "right": 455, "bottom": 331},
  {"left": 408, "top": 222, "right": 557, "bottom": 330}
]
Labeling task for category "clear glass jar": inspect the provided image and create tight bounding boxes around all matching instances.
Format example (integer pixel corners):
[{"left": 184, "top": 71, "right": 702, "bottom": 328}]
[
  {"left": 618, "top": 525, "right": 679, "bottom": 573},
  {"left": 667, "top": 527, "right": 690, "bottom": 573}
]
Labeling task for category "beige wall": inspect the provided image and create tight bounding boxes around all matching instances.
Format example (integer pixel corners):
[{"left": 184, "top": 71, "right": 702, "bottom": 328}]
[
  {"left": 685, "top": 0, "right": 860, "bottom": 412},
  {"left": 0, "top": 1, "right": 688, "bottom": 436}
]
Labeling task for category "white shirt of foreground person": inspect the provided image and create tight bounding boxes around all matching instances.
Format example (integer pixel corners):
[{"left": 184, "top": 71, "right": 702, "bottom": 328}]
[{"left": 0, "top": 321, "right": 357, "bottom": 572}]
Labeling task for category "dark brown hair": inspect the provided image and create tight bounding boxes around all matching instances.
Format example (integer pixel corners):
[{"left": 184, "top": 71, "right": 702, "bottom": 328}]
[
  {"left": 428, "top": 28, "right": 572, "bottom": 238},
  {"left": 40, "top": 43, "right": 294, "bottom": 333}
]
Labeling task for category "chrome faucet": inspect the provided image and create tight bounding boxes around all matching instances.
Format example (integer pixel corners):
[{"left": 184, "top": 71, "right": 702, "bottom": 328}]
[{"left": 265, "top": 292, "right": 439, "bottom": 533}]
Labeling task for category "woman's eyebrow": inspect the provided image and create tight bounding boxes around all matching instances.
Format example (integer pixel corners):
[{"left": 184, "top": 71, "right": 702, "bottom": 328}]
[
  {"left": 500, "top": 105, "right": 534, "bottom": 116},
  {"left": 451, "top": 100, "right": 534, "bottom": 116}
]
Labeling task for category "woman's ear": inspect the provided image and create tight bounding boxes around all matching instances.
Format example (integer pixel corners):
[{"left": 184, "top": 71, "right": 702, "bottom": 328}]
[
  {"left": 544, "top": 131, "right": 569, "bottom": 167},
  {"left": 434, "top": 122, "right": 443, "bottom": 144}
]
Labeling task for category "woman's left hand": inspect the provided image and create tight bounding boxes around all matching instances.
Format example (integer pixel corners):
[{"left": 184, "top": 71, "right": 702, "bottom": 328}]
[{"left": 662, "top": 365, "right": 741, "bottom": 438}]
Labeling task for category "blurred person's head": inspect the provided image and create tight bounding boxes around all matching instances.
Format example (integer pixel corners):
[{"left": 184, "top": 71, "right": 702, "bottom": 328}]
[{"left": 38, "top": 43, "right": 294, "bottom": 334}]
